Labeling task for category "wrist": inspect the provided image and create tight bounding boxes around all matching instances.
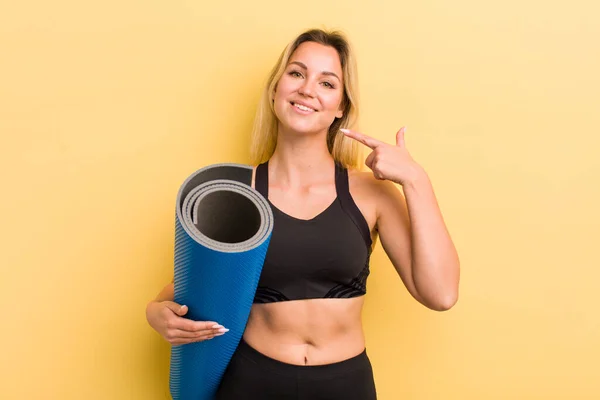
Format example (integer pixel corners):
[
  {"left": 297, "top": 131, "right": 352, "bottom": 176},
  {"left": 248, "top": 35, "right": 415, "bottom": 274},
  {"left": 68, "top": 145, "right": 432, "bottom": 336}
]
[
  {"left": 399, "top": 164, "right": 428, "bottom": 188},
  {"left": 146, "top": 300, "right": 161, "bottom": 316}
]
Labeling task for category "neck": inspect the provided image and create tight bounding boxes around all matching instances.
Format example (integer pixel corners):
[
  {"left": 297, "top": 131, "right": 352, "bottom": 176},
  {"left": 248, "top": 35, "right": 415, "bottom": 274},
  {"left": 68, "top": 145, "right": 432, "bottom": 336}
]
[{"left": 269, "top": 125, "right": 335, "bottom": 187}]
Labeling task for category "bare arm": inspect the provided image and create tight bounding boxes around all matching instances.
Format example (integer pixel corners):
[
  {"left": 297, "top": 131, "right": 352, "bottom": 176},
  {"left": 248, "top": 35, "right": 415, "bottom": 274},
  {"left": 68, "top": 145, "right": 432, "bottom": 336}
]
[
  {"left": 342, "top": 127, "right": 460, "bottom": 311},
  {"left": 152, "top": 281, "right": 174, "bottom": 303},
  {"left": 377, "top": 169, "right": 460, "bottom": 311}
]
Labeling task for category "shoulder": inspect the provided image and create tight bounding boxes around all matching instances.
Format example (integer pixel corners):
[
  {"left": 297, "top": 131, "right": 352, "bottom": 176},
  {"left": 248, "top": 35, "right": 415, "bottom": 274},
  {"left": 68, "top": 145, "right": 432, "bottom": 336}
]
[
  {"left": 345, "top": 168, "right": 405, "bottom": 230},
  {"left": 348, "top": 168, "right": 401, "bottom": 200},
  {"left": 347, "top": 168, "right": 406, "bottom": 219}
]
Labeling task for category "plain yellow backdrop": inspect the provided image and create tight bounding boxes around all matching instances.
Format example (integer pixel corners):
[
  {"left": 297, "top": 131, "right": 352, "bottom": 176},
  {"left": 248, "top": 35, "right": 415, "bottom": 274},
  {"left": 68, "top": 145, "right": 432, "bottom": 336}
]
[{"left": 1, "top": 0, "right": 599, "bottom": 398}]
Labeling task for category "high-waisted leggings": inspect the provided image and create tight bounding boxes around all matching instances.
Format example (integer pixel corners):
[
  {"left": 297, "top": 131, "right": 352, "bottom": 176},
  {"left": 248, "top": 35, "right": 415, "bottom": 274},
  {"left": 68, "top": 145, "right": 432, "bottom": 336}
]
[{"left": 215, "top": 339, "right": 377, "bottom": 399}]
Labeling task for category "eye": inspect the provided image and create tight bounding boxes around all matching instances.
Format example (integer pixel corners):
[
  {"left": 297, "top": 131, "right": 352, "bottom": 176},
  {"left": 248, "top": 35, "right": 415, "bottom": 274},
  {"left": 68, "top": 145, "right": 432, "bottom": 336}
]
[
  {"left": 288, "top": 70, "right": 303, "bottom": 78},
  {"left": 322, "top": 81, "right": 335, "bottom": 89}
]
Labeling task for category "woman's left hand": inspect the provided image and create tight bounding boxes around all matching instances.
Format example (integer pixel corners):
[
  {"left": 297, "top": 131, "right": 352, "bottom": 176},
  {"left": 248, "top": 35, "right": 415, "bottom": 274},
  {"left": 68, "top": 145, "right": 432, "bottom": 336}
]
[{"left": 341, "top": 127, "right": 424, "bottom": 186}]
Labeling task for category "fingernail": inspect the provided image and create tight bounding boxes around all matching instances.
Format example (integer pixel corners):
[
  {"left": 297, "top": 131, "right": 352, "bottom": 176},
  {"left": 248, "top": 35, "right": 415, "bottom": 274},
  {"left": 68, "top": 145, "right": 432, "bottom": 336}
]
[
  {"left": 218, "top": 328, "right": 229, "bottom": 333},
  {"left": 340, "top": 128, "right": 350, "bottom": 133},
  {"left": 211, "top": 324, "right": 222, "bottom": 329}
]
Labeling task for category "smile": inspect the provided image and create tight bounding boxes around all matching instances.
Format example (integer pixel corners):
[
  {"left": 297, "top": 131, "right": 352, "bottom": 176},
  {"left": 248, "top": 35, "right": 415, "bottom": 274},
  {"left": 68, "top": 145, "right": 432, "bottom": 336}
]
[{"left": 291, "top": 102, "right": 316, "bottom": 113}]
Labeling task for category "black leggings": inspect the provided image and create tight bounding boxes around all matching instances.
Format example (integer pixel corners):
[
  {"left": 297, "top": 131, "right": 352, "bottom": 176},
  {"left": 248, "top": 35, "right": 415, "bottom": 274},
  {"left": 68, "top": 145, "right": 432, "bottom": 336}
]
[{"left": 216, "top": 339, "right": 377, "bottom": 400}]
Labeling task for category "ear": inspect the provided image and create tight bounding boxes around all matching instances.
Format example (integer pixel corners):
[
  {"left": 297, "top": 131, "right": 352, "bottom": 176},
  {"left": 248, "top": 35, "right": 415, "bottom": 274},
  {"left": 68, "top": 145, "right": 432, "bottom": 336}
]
[{"left": 336, "top": 107, "right": 343, "bottom": 119}]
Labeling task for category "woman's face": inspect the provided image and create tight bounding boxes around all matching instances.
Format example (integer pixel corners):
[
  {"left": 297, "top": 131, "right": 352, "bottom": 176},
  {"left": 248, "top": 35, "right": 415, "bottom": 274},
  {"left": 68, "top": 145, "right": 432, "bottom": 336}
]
[{"left": 273, "top": 41, "right": 344, "bottom": 136}]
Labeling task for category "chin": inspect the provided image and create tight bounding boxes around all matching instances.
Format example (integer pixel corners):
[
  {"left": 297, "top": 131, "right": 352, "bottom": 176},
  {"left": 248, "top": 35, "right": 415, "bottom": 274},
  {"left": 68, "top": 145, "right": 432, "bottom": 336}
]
[
  {"left": 283, "top": 118, "right": 334, "bottom": 137},
  {"left": 285, "top": 124, "right": 325, "bottom": 136}
]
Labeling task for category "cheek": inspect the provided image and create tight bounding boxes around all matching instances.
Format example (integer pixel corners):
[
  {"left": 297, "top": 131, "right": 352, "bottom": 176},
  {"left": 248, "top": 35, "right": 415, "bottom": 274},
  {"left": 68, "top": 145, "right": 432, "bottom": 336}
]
[
  {"left": 324, "top": 92, "right": 344, "bottom": 112},
  {"left": 272, "top": 91, "right": 290, "bottom": 122},
  {"left": 273, "top": 83, "right": 294, "bottom": 109},
  {"left": 274, "top": 76, "right": 295, "bottom": 97}
]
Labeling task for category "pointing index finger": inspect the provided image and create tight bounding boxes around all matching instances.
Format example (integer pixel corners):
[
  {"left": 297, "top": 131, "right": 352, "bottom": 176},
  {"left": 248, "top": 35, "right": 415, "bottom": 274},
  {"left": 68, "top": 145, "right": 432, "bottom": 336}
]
[{"left": 340, "top": 129, "right": 383, "bottom": 149}]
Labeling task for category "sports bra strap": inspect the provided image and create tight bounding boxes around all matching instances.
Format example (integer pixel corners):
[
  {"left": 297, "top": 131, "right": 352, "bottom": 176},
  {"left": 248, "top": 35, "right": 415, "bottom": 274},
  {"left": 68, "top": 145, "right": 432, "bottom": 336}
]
[
  {"left": 335, "top": 163, "right": 373, "bottom": 250},
  {"left": 255, "top": 162, "right": 269, "bottom": 198}
]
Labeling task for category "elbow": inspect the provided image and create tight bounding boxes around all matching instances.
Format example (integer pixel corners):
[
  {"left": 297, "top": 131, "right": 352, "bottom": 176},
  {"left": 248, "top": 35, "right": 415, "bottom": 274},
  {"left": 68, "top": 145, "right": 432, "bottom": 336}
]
[
  {"left": 431, "top": 264, "right": 460, "bottom": 311},
  {"left": 414, "top": 262, "right": 460, "bottom": 311},
  {"left": 422, "top": 289, "right": 459, "bottom": 312},
  {"left": 433, "top": 292, "right": 458, "bottom": 311}
]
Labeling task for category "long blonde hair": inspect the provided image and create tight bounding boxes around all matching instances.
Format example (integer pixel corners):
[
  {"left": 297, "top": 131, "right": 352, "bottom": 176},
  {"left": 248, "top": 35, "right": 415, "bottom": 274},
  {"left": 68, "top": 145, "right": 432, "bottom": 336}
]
[{"left": 249, "top": 29, "right": 361, "bottom": 168}]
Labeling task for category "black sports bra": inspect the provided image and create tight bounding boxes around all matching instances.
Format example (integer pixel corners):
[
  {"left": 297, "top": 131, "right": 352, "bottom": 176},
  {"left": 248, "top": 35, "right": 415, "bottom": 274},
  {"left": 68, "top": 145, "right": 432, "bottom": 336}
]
[{"left": 253, "top": 161, "right": 373, "bottom": 303}]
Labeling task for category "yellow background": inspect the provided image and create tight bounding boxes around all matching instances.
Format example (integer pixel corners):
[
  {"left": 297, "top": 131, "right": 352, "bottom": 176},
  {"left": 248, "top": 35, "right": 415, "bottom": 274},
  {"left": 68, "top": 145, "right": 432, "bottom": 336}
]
[{"left": 1, "top": 0, "right": 599, "bottom": 398}]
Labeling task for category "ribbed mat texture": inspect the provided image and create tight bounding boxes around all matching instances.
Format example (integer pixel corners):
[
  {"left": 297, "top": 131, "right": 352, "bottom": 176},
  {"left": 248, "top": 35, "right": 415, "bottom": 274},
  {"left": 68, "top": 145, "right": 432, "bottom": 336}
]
[{"left": 169, "top": 163, "right": 273, "bottom": 400}]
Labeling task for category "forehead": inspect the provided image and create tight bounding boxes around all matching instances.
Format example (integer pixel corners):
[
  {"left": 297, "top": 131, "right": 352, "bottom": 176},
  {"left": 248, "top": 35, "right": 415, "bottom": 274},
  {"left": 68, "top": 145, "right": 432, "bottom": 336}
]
[{"left": 288, "top": 41, "right": 343, "bottom": 75}]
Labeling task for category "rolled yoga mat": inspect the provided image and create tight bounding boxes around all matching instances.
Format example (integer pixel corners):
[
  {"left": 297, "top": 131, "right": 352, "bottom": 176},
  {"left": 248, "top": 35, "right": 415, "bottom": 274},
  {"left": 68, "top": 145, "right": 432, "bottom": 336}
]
[{"left": 169, "top": 163, "right": 274, "bottom": 400}]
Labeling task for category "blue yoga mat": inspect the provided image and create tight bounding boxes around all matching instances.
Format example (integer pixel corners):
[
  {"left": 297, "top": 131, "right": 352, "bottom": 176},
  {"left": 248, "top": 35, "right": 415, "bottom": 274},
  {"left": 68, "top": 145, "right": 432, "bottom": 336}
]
[{"left": 169, "top": 163, "right": 273, "bottom": 400}]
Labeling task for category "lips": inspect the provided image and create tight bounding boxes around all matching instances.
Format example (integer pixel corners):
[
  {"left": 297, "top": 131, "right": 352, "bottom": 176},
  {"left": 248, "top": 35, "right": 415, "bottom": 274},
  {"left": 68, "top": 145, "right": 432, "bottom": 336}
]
[{"left": 290, "top": 101, "right": 317, "bottom": 112}]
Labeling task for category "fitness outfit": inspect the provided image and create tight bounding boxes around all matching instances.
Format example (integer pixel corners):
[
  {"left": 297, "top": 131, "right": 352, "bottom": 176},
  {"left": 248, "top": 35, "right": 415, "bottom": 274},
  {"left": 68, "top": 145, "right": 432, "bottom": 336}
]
[{"left": 216, "top": 161, "right": 377, "bottom": 399}]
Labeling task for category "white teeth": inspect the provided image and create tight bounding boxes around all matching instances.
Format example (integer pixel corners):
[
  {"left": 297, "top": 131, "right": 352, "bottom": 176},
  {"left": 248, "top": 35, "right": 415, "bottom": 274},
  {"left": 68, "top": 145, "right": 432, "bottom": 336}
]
[{"left": 293, "top": 103, "right": 314, "bottom": 112}]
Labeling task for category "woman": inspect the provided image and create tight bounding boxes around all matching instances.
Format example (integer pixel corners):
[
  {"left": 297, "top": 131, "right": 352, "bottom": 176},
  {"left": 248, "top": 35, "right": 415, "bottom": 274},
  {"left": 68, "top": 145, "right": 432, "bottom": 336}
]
[{"left": 146, "top": 28, "right": 460, "bottom": 399}]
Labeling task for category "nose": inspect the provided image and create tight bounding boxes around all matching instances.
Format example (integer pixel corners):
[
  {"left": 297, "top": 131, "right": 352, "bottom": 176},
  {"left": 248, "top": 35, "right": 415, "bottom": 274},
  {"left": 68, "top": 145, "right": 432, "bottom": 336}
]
[{"left": 298, "top": 78, "right": 316, "bottom": 97}]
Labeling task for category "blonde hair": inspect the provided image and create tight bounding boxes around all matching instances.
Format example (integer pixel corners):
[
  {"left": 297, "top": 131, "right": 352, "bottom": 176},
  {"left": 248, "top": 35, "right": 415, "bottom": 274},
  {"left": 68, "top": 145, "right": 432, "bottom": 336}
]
[{"left": 249, "top": 28, "right": 361, "bottom": 168}]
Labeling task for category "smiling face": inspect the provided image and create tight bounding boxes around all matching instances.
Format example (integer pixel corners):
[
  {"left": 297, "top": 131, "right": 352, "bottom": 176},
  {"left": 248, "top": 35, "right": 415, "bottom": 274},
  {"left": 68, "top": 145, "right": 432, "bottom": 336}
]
[{"left": 273, "top": 41, "right": 345, "bottom": 136}]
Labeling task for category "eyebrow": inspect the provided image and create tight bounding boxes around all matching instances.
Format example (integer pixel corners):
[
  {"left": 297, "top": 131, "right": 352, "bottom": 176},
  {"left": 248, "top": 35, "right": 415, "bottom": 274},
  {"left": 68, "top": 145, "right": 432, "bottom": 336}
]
[{"left": 288, "top": 61, "right": 341, "bottom": 82}]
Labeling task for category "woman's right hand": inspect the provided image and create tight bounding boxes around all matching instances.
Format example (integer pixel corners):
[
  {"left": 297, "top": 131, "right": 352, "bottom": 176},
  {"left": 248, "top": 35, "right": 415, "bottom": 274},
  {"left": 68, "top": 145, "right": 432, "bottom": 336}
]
[{"left": 146, "top": 301, "right": 229, "bottom": 345}]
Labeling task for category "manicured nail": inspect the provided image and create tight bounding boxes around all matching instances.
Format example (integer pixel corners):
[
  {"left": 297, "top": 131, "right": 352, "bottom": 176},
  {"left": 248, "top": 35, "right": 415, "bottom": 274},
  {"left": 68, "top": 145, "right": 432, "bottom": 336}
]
[
  {"left": 211, "top": 324, "right": 222, "bottom": 329},
  {"left": 218, "top": 328, "right": 229, "bottom": 333},
  {"left": 340, "top": 128, "right": 350, "bottom": 133}
]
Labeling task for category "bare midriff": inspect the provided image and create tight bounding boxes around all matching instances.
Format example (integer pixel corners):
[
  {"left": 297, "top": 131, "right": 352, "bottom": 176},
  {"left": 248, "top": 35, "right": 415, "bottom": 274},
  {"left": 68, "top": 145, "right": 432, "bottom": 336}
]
[{"left": 243, "top": 296, "right": 365, "bottom": 366}]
